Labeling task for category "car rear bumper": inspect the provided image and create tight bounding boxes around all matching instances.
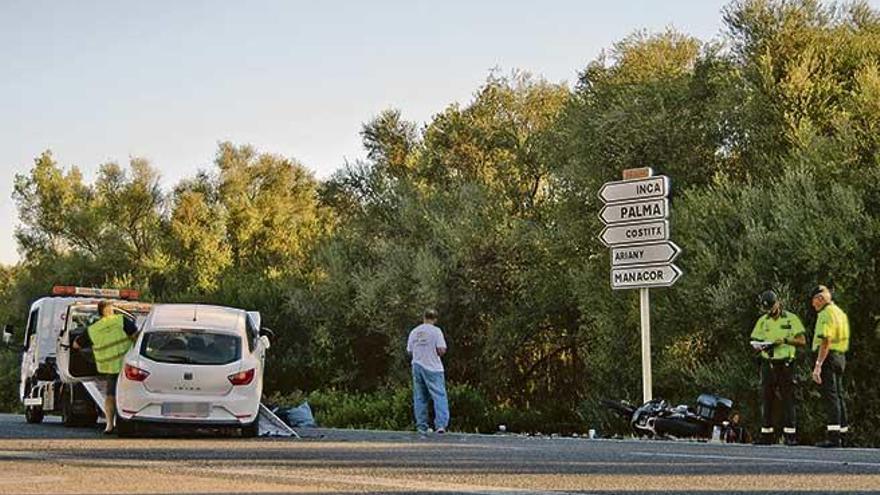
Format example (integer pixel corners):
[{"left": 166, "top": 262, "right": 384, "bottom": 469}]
[{"left": 116, "top": 384, "right": 259, "bottom": 424}]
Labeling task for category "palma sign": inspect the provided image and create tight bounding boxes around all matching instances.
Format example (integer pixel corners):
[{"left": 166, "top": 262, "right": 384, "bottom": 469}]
[{"left": 599, "top": 198, "right": 668, "bottom": 225}]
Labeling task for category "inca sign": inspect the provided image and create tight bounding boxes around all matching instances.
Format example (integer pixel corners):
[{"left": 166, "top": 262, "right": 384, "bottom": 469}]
[{"left": 597, "top": 176, "right": 669, "bottom": 203}]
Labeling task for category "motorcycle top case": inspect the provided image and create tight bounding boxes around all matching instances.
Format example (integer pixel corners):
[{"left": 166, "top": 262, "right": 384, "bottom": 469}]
[{"left": 695, "top": 393, "right": 733, "bottom": 422}]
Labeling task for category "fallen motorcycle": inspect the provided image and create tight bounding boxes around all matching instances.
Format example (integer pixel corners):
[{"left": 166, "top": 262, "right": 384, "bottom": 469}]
[{"left": 602, "top": 393, "right": 748, "bottom": 442}]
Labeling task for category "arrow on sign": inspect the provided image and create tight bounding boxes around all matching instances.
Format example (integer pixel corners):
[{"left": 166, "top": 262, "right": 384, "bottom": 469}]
[
  {"left": 611, "top": 263, "right": 683, "bottom": 290},
  {"left": 599, "top": 198, "right": 668, "bottom": 225},
  {"left": 598, "top": 220, "right": 669, "bottom": 247},
  {"left": 598, "top": 176, "right": 669, "bottom": 204},
  {"left": 611, "top": 241, "right": 681, "bottom": 267}
]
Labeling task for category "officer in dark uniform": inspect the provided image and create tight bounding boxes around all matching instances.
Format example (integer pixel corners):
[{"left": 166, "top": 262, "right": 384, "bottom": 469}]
[{"left": 750, "top": 290, "right": 806, "bottom": 445}]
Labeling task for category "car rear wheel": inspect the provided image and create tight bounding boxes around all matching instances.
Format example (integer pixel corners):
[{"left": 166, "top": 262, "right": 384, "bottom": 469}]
[
  {"left": 116, "top": 414, "right": 138, "bottom": 437},
  {"left": 241, "top": 420, "right": 259, "bottom": 438}
]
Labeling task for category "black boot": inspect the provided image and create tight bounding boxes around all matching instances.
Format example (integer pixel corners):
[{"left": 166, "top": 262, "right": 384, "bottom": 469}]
[
  {"left": 783, "top": 433, "right": 798, "bottom": 446},
  {"left": 816, "top": 430, "right": 840, "bottom": 448}
]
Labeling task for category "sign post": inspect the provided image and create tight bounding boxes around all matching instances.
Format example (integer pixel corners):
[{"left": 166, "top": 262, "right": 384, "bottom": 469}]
[
  {"left": 640, "top": 287, "right": 651, "bottom": 404},
  {"left": 597, "top": 167, "right": 681, "bottom": 404}
]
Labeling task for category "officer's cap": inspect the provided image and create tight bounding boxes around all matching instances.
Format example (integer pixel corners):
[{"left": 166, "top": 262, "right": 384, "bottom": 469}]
[
  {"left": 810, "top": 285, "right": 829, "bottom": 299},
  {"left": 759, "top": 290, "right": 778, "bottom": 311}
]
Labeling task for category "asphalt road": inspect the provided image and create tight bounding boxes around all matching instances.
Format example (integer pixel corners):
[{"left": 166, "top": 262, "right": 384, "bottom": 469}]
[{"left": 1, "top": 413, "right": 879, "bottom": 494}]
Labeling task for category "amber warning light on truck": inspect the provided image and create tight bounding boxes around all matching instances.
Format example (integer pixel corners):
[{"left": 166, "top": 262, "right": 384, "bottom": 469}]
[{"left": 51, "top": 286, "right": 140, "bottom": 300}]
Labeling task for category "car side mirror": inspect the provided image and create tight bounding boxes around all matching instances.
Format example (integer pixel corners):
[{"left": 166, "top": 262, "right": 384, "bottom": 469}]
[
  {"left": 2, "top": 324, "right": 13, "bottom": 345},
  {"left": 259, "top": 327, "right": 275, "bottom": 339}
]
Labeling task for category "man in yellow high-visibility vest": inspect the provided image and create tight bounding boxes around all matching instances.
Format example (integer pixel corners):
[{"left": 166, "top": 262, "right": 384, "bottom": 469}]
[
  {"left": 72, "top": 300, "right": 138, "bottom": 433},
  {"left": 809, "top": 285, "right": 851, "bottom": 448},
  {"left": 750, "top": 290, "right": 805, "bottom": 445}
]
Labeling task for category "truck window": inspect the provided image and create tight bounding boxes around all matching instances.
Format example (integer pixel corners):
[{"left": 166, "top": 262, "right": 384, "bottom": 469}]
[{"left": 23, "top": 308, "right": 39, "bottom": 350}]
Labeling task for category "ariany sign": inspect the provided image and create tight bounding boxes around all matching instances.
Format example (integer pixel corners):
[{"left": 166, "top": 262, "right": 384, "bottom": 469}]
[{"left": 611, "top": 241, "right": 681, "bottom": 267}]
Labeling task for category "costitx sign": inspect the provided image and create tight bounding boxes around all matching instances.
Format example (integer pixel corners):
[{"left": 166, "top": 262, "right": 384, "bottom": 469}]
[{"left": 599, "top": 220, "right": 669, "bottom": 248}]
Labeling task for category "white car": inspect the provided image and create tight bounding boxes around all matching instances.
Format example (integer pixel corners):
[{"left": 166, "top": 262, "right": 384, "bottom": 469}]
[{"left": 115, "top": 304, "right": 270, "bottom": 436}]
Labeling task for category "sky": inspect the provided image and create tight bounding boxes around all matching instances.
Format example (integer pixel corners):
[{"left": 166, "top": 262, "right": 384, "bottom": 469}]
[{"left": 0, "top": 0, "right": 777, "bottom": 264}]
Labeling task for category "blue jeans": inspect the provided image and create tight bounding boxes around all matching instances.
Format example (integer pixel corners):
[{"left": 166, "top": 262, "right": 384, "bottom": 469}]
[{"left": 412, "top": 363, "right": 449, "bottom": 432}]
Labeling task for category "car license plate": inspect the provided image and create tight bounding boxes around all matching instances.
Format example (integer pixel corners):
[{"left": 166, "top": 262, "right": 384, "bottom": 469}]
[{"left": 161, "top": 402, "right": 210, "bottom": 417}]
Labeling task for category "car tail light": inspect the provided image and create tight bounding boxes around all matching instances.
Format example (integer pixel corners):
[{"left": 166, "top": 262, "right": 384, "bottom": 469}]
[
  {"left": 124, "top": 364, "right": 150, "bottom": 382},
  {"left": 228, "top": 368, "right": 255, "bottom": 386}
]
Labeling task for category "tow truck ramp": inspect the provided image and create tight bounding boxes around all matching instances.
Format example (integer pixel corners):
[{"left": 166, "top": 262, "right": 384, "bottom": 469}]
[{"left": 82, "top": 380, "right": 298, "bottom": 437}]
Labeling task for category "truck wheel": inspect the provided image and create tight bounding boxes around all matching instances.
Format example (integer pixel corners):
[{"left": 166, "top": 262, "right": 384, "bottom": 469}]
[
  {"left": 25, "top": 406, "right": 44, "bottom": 424},
  {"left": 61, "top": 384, "right": 98, "bottom": 427},
  {"left": 61, "top": 385, "right": 78, "bottom": 427}
]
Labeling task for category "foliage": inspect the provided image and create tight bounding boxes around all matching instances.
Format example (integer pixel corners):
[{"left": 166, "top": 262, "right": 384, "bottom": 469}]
[
  {"left": 2, "top": 0, "right": 880, "bottom": 446},
  {"left": 0, "top": 351, "right": 22, "bottom": 413}
]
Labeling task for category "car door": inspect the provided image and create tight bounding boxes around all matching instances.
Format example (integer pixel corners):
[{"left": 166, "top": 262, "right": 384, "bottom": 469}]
[
  {"left": 56, "top": 303, "right": 101, "bottom": 383},
  {"left": 246, "top": 312, "right": 266, "bottom": 380}
]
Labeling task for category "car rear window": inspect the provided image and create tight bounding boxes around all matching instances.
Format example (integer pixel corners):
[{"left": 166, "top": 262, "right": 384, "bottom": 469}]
[{"left": 140, "top": 331, "right": 241, "bottom": 365}]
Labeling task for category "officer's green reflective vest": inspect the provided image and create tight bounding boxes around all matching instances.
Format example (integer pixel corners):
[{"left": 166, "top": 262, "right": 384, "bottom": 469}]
[
  {"left": 751, "top": 310, "right": 805, "bottom": 361},
  {"left": 87, "top": 314, "right": 132, "bottom": 374},
  {"left": 812, "top": 302, "right": 850, "bottom": 353}
]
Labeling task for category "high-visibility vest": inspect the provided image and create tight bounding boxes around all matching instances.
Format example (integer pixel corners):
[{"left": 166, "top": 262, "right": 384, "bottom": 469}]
[
  {"left": 812, "top": 303, "right": 850, "bottom": 353},
  {"left": 87, "top": 315, "right": 132, "bottom": 374},
  {"left": 751, "top": 310, "right": 805, "bottom": 361}
]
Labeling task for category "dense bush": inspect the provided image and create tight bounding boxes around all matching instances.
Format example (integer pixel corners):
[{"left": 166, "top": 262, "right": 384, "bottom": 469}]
[{"left": 0, "top": 351, "right": 21, "bottom": 413}]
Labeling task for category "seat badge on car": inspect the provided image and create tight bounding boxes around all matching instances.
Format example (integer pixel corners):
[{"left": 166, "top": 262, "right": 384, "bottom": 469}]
[{"left": 183, "top": 372, "right": 193, "bottom": 380}]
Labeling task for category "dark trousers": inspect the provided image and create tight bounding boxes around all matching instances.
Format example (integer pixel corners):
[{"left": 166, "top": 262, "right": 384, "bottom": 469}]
[
  {"left": 760, "top": 360, "right": 796, "bottom": 431},
  {"left": 819, "top": 352, "right": 848, "bottom": 429}
]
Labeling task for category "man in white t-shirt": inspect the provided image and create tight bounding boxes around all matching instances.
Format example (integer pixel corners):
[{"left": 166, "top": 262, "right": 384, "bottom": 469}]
[{"left": 406, "top": 309, "right": 449, "bottom": 434}]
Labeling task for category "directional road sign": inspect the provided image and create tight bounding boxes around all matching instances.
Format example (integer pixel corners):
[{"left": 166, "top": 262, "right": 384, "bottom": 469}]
[
  {"left": 610, "top": 241, "right": 681, "bottom": 267},
  {"left": 611, "top": 263, "right": 683, "bottom": 290},
  {"left": 598, "top": 220, "right": 669, "bottom": 247},
  {"left": 598, "top": 176, "right": 669, "bottom": 204},
  {"left": 599, "top": 198, "right": 668, "bottom": 225}
]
